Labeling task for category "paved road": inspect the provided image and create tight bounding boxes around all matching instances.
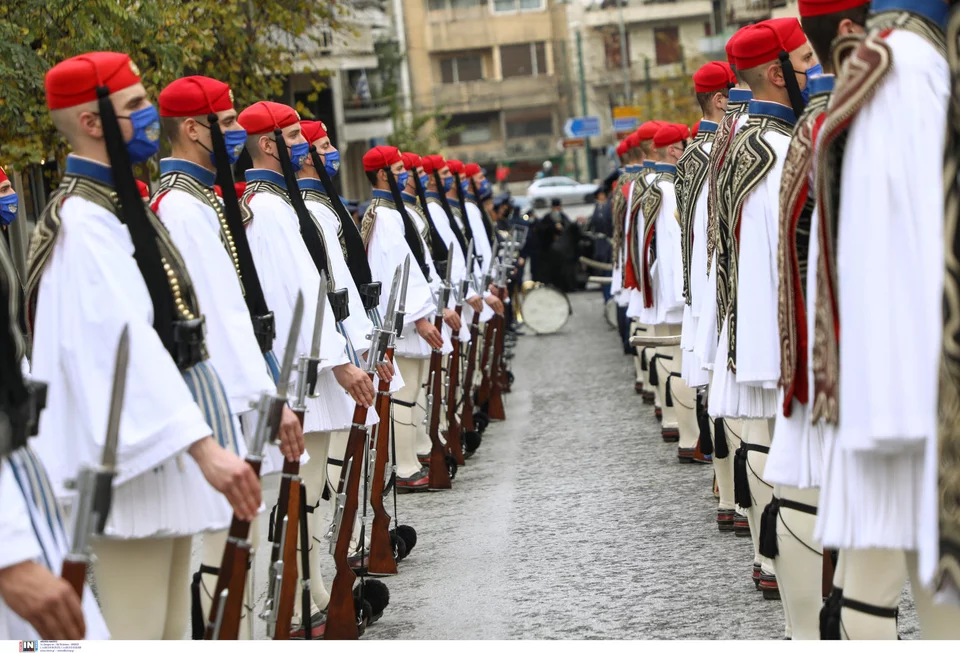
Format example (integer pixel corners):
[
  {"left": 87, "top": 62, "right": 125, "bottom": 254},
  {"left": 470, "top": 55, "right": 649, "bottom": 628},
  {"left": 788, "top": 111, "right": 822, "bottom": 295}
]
[{"left": 193, "top": 289, "right": 920, "bottom": 639}]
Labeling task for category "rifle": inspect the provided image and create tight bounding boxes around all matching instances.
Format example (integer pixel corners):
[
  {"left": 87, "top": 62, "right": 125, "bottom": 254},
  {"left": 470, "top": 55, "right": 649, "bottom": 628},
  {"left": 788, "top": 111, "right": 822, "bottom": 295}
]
[
  {"left": 458, "top": 243, "right": 485, "bottom": 450},
  {"left": 444, "top": 240, "right": 474, "bottom": 467},
  {"left": 476, "top": 241, "right": 500, "bottom": 409},
  {"left": 363, "top": 270, "right": 403, "bottom": 576},
  {"left": 207, "top": 293, "right": 304, "bottom": 639},
  {"left": 424, "top": 247, "right": 454, "bottom": 490},
  {"left": 324, "top": 269, "right": 395, "bottom": 639},
  {"left": 61, "top": 325, "right": 126, "bottom": 597},
  {"left": 263, "top": 277, "right": 326, "bottom": 640}
]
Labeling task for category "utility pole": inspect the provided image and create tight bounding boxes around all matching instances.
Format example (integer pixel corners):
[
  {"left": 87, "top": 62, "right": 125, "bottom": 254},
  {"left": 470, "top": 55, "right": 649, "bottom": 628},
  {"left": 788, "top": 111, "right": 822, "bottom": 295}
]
[
  {"left": 576, "top": 30, "right": 596, "bottom": 182},
  {"left": 616, "top": 0, "right": 630, "bottom": 104}
]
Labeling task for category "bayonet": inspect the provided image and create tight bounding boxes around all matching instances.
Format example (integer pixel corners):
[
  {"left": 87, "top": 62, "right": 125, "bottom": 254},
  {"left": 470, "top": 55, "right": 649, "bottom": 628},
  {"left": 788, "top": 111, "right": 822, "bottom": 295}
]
[
  {"left": 395, "top": 255, "right": 411, "bottom": 338},
  {"left": 462, "top": 239, "right": 475, "bottom": 299},
  {"left": 61, "top": 325, "right": 129, "bottom": 596},
  {"left": 305, "top": 274, "right": 326, "bottom": 397},
  {"left": 276, "top": 291, "right": 305, "bottom": 399}
]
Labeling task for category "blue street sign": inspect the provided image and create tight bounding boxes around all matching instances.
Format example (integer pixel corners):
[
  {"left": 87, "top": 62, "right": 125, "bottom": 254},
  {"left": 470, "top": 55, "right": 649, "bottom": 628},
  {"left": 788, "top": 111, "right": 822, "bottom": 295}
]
[
  {"left": 613, "top": 116, "right": 638, "bottom": 132},
  {"left": 563, "top": 115, "right": 601, "bottom": 139}
]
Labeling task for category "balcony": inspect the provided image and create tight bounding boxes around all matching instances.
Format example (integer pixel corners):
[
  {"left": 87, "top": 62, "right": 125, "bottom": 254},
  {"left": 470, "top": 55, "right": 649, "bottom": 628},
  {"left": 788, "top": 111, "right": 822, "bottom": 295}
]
[
  {"left": 425, "top": 13, "right": 556, "bottom": 52},
  {"left": 582, "top": 0, "right": 712, "bottom": 28},
  {"left": 431, "top": 75, "right": 559, "bottom": 114}
]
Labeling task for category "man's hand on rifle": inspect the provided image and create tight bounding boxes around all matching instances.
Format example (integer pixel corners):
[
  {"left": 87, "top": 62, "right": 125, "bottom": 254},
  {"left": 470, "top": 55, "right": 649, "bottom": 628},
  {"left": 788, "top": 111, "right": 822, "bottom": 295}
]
[
  {"left": 442, "top": 308, "right": 462, "bottom": 332},
  {"left": 376, "top": 361, "right": 395, "bottom": 383},
  {"left": 190, "top": 437, "right": 262, "bottom": 522},
  {"left": 278, "top": 405, "right": 305, "bottom": 462},
  {"left": 334, "top": 363, "right": 375, "bottom": 408},
  {"left": 0, "top": 561, "right": 85, "bottom": 640},
  {"left": 415, "top": 317, "right": 444, "bottom": 349},
  {"left": 467, "top": 296, "right": 484, "bottom": 312},
  {"left": 484, "top": 293, "right": 505, "bottom": 316}
]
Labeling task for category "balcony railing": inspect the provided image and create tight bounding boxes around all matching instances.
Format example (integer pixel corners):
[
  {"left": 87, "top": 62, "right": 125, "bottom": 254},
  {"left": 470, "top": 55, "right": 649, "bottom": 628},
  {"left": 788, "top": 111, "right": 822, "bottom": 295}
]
[
  {"left": 582, "top": 0, "right": 713, "bottom": 28},
  {"left": 431, "top": 75, "right": 559, "bottom": 114}
]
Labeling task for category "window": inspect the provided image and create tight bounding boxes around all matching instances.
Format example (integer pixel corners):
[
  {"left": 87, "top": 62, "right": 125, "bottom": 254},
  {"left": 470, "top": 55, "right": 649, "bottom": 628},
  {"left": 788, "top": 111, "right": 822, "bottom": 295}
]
[
  {"left": 492, "top": 0, "right": 543, "bottom": 13},
  {"left": 429, "top": 0, "right": 482, "bottom": 9},
  {"left": 505, "top": 111, "right": 553, "bottom": 139},
  {"left": 602, "top": 27, "right": 629, "bottom": 70},
  {"left": 500, "top": 42, "right": 547, "bottom": 78},
  {"left": 447, "top": 112, "right": 497, "bottom": 146},
  {"left": 439, "top": 54, "right": 484, "bottom": 84},
  {"left": 654, "top": 26, "right": 682, "bottom": 65}
]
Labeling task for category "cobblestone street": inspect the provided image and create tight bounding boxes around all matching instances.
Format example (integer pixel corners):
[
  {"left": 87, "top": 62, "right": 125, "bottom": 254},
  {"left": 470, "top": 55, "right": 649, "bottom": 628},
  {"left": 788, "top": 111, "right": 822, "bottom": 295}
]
[
  {"left": 206, "top": 288, "right": 920, "bottom": 640},
  {"left": 363, "top": 289, "right": 787, "bottom": 639}
]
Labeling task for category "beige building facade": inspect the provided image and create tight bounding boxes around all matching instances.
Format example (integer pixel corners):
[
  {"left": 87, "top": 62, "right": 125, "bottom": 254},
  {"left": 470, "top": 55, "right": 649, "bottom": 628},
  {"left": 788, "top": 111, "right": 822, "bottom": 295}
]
[{"left": 402, "top": 0, "right": 572, "bottom": 179}]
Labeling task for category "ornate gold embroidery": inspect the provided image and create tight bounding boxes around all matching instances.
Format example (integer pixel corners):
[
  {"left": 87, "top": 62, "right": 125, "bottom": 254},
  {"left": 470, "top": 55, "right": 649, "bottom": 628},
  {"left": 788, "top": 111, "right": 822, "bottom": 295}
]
[
  {"left": 718, "top": 117, "right": 792, "bottom": 372},
  {"left": 937, "top": 3, "right": 960, "bottom": 599},
  {"left": 777, "top": 93, "right": 829, "bottom": 407},
  {"left": 677, "top": 133, "right": 714, "bottom": 306}
]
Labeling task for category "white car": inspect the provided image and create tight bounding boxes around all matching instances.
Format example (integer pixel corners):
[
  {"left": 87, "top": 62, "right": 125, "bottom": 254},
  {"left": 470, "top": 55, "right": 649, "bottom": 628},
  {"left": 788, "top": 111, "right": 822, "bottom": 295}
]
[{"left": 526, "top": 176, "right": 600, "bottom": 209}]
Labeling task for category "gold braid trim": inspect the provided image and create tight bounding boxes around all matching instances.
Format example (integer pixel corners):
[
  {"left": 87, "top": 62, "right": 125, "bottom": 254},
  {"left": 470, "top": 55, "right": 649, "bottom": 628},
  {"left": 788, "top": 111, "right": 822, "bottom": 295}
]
[
  {"left": 361, "top": 197, "right": 393, "bottom": 248},
  {"left": 937, "top": 3, "right": 960, "bottom": 599},
  {"left": 719, "top": 118, "right": 792, "bottom": 372},
  {"left": 777, "top": 93, "right": 829, "bottom": 402}
]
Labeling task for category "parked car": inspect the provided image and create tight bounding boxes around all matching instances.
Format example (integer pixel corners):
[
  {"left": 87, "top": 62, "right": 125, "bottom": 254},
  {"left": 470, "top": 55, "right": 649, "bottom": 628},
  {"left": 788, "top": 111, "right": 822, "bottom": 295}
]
[{"left": 526, "top": 176, "right": 600, "bottom": 209}]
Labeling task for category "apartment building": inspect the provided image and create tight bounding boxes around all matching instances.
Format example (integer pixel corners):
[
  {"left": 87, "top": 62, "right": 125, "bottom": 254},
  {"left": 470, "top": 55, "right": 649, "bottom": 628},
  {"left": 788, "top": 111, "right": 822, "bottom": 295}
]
[
  {"left": 402, "top": 0, "right": 571, "bottom": 179},
  {"left": 285, "top": 0, "right": 397, "bottom": 200}
]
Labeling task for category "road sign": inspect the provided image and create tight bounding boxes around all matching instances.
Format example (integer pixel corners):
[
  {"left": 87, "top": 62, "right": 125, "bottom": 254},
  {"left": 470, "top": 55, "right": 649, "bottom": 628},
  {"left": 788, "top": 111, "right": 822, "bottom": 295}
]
[
  {"left": 613, "top": 117, "right": 638, "bottom": 132},
  {"left": 563, "top": 116, "right": 601, "bottom": 139},
  {"left": 561, "top": 138, "right": 585, "bottom": 149}
]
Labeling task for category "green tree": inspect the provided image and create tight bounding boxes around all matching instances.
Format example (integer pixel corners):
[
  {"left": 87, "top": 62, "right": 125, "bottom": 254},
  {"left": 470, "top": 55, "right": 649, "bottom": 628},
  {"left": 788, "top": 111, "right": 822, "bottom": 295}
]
[
  {"left": 374, "top": 38, "right": 461, "bottom": 154},
  {"left": 0, "top": 0, "right": 334, "bottom": 170}
]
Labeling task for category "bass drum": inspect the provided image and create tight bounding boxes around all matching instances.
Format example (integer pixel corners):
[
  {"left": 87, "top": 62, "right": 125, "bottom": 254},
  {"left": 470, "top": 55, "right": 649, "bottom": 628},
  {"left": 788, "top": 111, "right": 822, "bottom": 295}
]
[
  {"left": 520, "top": 284, "right": 571, "bottom": 334},
  {"left": 604, "top": 297, "right": 618, "bottom": 329}
]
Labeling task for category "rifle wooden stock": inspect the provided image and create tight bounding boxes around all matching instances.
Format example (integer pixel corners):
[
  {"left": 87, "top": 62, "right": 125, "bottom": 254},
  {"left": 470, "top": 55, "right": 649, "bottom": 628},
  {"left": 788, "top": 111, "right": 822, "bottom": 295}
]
[
  {"left": 459, "top": 312, "right": 481, "bottom": 432},
  {"left": 324, "top": 404, "right": 368, "bottom": 640},
  {"left": 206, "top": 457, "right": 262, "bottom": 639},
  {"left": 487, "top": 311, "right": 506, "bottom": 421},
  {"left": 476, "top": 320, "right": 495, "bottom": 405},
  {"left": 217, "top": 540, "right": 251, "bottom": 640},
  {"left": 427, "top": 315, "right": 452, "bottom": 490},
  {"left": 273, "top": 458, "right": 301, "bottom": 640},
  {"left": 367, "top": 354, "right": 397, "bottom": 576},
  {"left": 60, "top": 559, "right": 86, "bottom": 598},
  {"left": 445, "top": 306, "right": 465, "bottom": 466}
]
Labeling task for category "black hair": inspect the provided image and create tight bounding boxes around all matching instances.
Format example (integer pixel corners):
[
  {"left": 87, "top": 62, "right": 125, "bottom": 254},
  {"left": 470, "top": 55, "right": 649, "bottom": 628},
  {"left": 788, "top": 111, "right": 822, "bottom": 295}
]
[
  {"left": 696, "top": 88, "right": 730, "bottom": 113},
  {"left": 800, "top": 4, "right": 870, "bottom": 68},
  {"left": 365, "top": 169, "right": 379, "bottom": 186}
]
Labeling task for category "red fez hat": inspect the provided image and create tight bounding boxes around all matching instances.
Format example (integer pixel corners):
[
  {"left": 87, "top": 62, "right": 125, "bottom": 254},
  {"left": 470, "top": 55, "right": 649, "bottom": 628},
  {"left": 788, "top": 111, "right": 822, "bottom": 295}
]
[
  {"left": 300, "top": 120, "right": 329, "bottom": 144},
  {"left": 691, "top": 120, "right": 701, "bottom": 138},
  {"left": 0, "top": 167, "right": 7, "bottom": 184},
  {"left": 159, "top": 76, "right": 233, "bottom": 118},
  {"left": 615, "top": 140, "right": 628, "bottom": 157},
  {"left": 799, "top": 0, "right": 868, "bottom": 16},
  {"left": 446, "top": 159, "right": 464, "bottom": 174},
  {"left": 237, "top": 101, "right": 299, "bottom": 136},
  {"left": 421, "top": 154, "right": 446, "bottom": 174},
  {"left": 45, "top": 52, "right": 142, "bottom": 110},
  {"left": 694, "top": 61, "right": 735, "bottom": 93},
  {"left": 362, "top": 145, "right": 401, "bottom": 172},
  {"left": 725, "top": 27, "right": 750, "bottom": 67},
  {"left": 136, "top": 179, "right": 149, "bottom": 199},
  {"left": 624, "top": 132, "right": 640, "bottom": 149},
  {"left": 653, "top": 123, "right": 690, "bottom": 149},
  {"left": 401, "top": 152, "right": 422, "bottom": 170},
  {"left": 463, "top": 162, "right": 481, "bottom": 177},
  {"left": 735, "top": 19, "right": 807, "bottom": 70},
  {"left": 635, "top": 120, "right": 666, "bottom": 142}
]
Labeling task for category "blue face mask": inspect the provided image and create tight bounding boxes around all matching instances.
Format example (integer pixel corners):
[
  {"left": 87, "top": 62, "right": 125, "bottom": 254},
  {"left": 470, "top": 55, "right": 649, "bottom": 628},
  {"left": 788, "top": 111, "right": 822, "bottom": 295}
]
[
  {"left": 461, "top": 180, "right": 471, "bottom": 194},
  {"left": 289, "top": 141, "right": 311, "bottom": 172},
  {"left": 419, "top": 173, "right": 430, "bottom": 189},
  {"left": 799, "top": 63, "right": 823, "bottom": 104},
  {"left": 121, "top": 105, "right": 161, "bottom": 164},
  {"left": 479, "top": 179, "right": 491, "bottom": 196},
  {"left": 0, "top": 193, "right": 18, "bottom": 226},
  {"left": 396, "top": 170, "right": 409, "bottom": 189},
  {"left": 323, "top": 149, "right": 341, "bottom": 178},
  {"left": 222, "top": 128, "right": 248, "bottom": 166},
  {"left": 443, "top": 176, "right": 454, "bottom": 193}
]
